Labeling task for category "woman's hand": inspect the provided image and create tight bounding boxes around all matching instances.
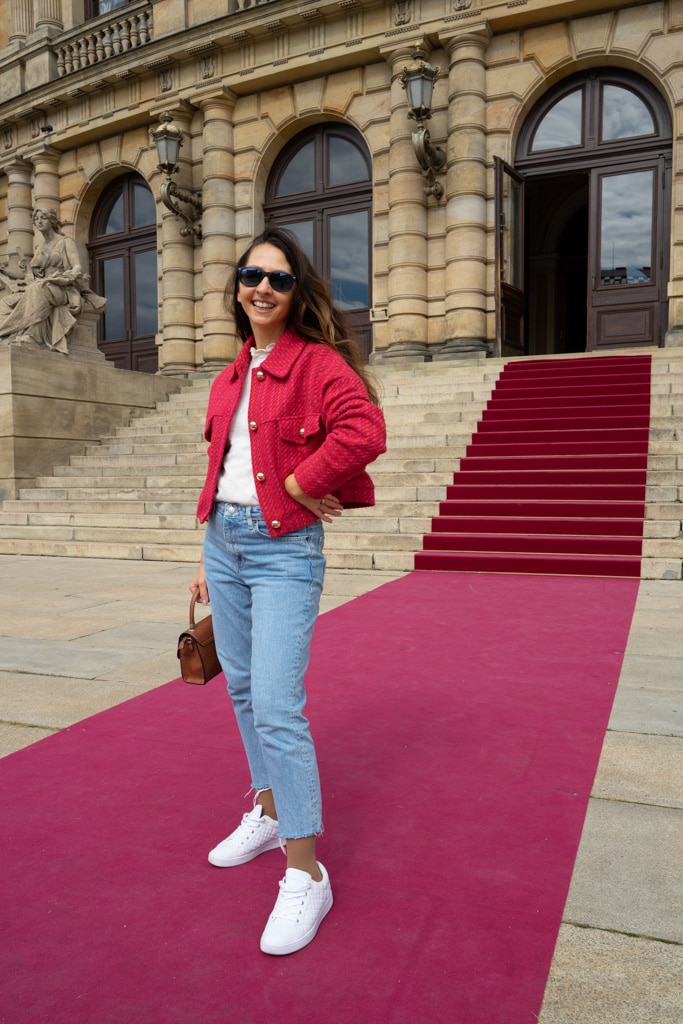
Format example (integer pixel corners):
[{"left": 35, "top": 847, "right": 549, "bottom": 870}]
[
  {"left": 190, "top": 560, "right": 210, "bottom": 604},
  {"left": 285, "top": 473, "right": 343, "bottom": 523}
]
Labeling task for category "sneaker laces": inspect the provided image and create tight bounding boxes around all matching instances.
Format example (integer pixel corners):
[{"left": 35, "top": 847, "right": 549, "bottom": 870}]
[
  {"left": 236, "top": 806, "right": 268, "bottom": 840},
  {"left": 271, "top": 874, "right": 311, "bottom": 924}
]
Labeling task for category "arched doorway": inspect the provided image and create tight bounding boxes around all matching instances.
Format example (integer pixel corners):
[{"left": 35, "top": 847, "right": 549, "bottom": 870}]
[
  {"left": 496, "top": 70, "right": 672, "bottom": 356},
  {"left": 88, "top": 173, "right": 159, "bottom": 371},
  {"left": 264, "top": 124, "right": 373, "bottom": 358}
]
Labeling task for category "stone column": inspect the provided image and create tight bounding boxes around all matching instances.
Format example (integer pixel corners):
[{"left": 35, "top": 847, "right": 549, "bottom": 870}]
[
  {"left": 438, "top": 26, "right": 492, "bottom": 360},
  {"left": 31, "top": 146, "right": 61, "bottom": 213},
  {"left": 378, "top": 42, "right": 431, "bottom": 362},
  {"left": 9, "top": 1, "right": 32, "bottom": 41},
  {"left": 3, "top": 159, "right": 34, "bottom": 275},
  {"left": 198, "top": 92, "right": 237, "bottom": 369},
  {"left": 154, "top": 105, "right": 199, "bottom": 375},
  {"left": 35, "top": 0, "right": 63, "bottom": 31}
]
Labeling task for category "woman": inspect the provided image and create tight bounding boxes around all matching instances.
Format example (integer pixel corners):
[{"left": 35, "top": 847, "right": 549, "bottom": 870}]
[
  {"left": 190, "top": 228, "right": 386, "bottom": 956},
  {"left": 0, "top": 208, "right": 101, "bottom": 353}
]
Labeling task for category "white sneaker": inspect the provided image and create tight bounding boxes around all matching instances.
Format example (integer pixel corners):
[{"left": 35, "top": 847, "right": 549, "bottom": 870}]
[
  {"left": 208, "top": 804, "right": 280, "bottom": 867},
  {"left": 260, "top": 862, "right": 333, "bottom": 955}
]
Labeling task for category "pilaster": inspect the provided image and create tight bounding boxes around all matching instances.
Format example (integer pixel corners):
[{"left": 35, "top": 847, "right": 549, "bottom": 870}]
[
  {"left": 3, "top": 159, "right": 34, "bottom": 275},
  {"left": 378, "top": 41, "right": 431, "bottom": 363},
  {"left": 153, "top": 105, "right": 199, "bottom": 375},
  {"left": 438, "top": 25, "right": 492, "bottom": 360},
  {"left": 198, "top": 92, "right": 237, "bottom": 370}
]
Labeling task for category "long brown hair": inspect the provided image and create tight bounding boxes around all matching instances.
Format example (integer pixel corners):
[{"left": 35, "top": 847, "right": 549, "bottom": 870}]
[{"left": 225, "top": 227, "right": 379, "bottom": 406}]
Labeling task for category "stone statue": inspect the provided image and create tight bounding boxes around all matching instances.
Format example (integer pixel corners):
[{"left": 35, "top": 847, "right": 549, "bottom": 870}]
[{"left": 0, "top": 207, "right": 106, "bottom": 355}]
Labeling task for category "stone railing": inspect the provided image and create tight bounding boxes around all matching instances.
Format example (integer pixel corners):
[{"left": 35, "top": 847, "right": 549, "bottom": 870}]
[{"left": 55, "top": 6, "right": 153, "bottom": 77}]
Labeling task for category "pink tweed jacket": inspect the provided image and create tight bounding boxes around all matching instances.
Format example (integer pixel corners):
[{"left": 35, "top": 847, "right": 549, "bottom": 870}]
[{"left": 196, "top": 328, "right": 387, "bottom": 537}]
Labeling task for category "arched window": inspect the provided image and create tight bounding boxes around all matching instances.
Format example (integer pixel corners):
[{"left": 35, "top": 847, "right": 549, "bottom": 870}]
[
  {"left": 265, "top": 124, "right": 373, "bottom": 358},
  {"left": 88, "top": 173, "right": 159, "bottom": 372},
  {"left": 517, "top": 70, "right": 670, "bottom": 166}
]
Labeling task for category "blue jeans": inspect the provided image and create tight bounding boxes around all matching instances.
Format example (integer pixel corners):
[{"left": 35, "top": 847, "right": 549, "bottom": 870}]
[{"left": 203, "top": 503, "right": 326, "bottom": 839}]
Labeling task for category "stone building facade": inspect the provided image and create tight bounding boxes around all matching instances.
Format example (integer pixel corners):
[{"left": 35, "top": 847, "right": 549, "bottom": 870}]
[{"left": 0, "top": 0, "right": 681, "bottom": 379}]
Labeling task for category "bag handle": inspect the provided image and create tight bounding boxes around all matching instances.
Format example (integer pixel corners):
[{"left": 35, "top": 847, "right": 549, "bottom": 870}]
[{"left": 188, "top": 590, "right": 208, "bottom": 630}]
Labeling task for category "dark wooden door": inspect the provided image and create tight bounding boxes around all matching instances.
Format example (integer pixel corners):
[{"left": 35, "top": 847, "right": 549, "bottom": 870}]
[
  {"left": 494, "top": 157, "right": 525, "bottom": 357},
  {"left": 588, "top": 158, "right": 669, "bottom": 349}
]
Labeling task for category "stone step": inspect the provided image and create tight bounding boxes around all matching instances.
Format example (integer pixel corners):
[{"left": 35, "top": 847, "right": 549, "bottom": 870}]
[
  {"left": 17, "top": 486, "right": 203, "bottom": 502},
  {"left": 0, "top": 511, "right": 199, "bottom": 529},
  {"left": 83, "top": 441, "right": 205, "bottom": 456},
  {"left": 0, "top": 524, "right": 203, "bottom": 546},
  {"left": 0, "top": 538, "right": 200, "bottom": 561},
  {"left": 37, "top": 474, "right": 206, "bottom": 488}
]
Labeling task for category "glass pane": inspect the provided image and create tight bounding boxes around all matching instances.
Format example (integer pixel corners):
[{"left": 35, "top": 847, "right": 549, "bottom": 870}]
[
  {"left": 276, "top": 141, "right": 315, "bottom": 196},
  {"left": 102, "top": 194, "right": 124, "bottom": 235},
  {"left": 101, "top": 257, "right": 125, "bottom": 339},
  {"left": 599, "top": 170, "right": 653, "bottom": 286},
  {"left": 601, "top": 85, "right": 655, "bottom": 141},
  {"left": 133, "top": 183, "right": 156, "bottom": 227},
  {"left": 96, "top": 0, "right": 129, "bottom": 14},
  {"left": 501, "top": 171, "right": 522, "bottom": 289},
  {"left": 134, "top": 250, "right": 158, "bottom": 336},
  {"left": 531, "top": 89, "right": 582, "bottom": 152},
  {"left": 329, "top": 210, "right": 369, "bottom": 310},
  {"left": 328, "top": 137, "right": 369, "bottom": 187},
  {"left": 278, "top": 221, "right": 314, "bottom": 262}
]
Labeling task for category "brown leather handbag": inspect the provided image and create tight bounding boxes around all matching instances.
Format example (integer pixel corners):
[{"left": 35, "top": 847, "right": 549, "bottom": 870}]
[{"left": 177, "top": 592, "right": 222, "bottom": 685}]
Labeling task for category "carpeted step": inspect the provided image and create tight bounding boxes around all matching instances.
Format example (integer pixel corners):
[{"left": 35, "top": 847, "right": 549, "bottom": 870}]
[
  {"left": 429, "top": 514, "right": 645, "bottom": 537},
  {"left": 444, "top": 483, "right": 646, "bottom": 501},
  {"left": 465, "top": 438, "right": 649, "bottom": 456},
  {"left": 469, "top": 426, "right": 648, "bottom": 446},
  {"left": 414, "top": 548, "right": 642, "bottom": 577},
  {"left": 455, "top": 467, "right": 646, "bottom": 484},
  {"left": 422, "top": 532, "right": 642, "bottom": 556},
  {"left": 481, "top": 399, "right": 651, "bottom": 415},
  {"left": 436, "top": 498, "right": 644, "bottom": 518},
  {"left": 476, "top": 413, "right": 650, "bottom": 431},
  {"left": 490, "top": 382, "right": 649, "bottom": 402},
  {"left": 460, "top": 453, "right": 648, "bottom": 471}
]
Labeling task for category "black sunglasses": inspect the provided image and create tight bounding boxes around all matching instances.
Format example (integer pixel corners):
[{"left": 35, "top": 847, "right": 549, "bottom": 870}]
[{"left": 238, "top": 266, "right": 297, "bottom": 293}]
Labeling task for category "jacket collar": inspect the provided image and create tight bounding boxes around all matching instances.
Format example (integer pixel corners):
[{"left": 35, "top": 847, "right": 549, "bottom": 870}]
[{"left": 229, "top": 328, "right": 307, "bottom": 381}]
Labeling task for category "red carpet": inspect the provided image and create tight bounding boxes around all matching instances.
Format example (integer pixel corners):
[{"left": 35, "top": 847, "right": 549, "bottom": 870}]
[
  {"left": 0, "top": 572, "right": 638, "bottom": 1024},
  {"left": 416, "top": 355, "right": 651, "bottom": 576}
]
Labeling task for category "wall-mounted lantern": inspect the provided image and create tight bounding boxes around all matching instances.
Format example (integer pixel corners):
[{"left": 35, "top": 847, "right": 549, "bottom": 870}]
[
  {"left": 399, "top": 51, "right": 447, "bottom": 201},
  {"left": 150, "top": 112, "right": 202, "bottom": 239}
]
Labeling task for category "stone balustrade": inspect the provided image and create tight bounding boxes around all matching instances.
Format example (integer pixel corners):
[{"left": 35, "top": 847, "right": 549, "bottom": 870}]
[{"left": 55, "top": 8, "right": 153, "bottom": 77}]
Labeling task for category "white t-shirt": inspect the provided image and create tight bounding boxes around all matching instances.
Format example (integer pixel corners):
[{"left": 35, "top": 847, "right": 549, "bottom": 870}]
[{"left": 214, "top": 343, "right": 274, "bottom": 507}]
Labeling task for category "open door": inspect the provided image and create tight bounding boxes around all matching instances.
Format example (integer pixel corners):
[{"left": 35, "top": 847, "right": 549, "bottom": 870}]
[
  {"left": 588, "top": 158, "right": 669, "bottom": 350},
  {"left": 494, "top": 157, "right": 525, "bottom": 357}
]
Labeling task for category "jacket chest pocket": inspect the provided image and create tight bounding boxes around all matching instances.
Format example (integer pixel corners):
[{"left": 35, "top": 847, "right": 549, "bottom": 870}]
[{"left": 278, "top": 414, "right": 323, "bottom": 445}]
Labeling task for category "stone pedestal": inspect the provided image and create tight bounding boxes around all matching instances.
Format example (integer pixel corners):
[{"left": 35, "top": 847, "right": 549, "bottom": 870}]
[
  {"left": 433, "top": 338, "right": 490, "bottom": 361},
  {"left": 0, "top": 347, "right": 182, "bottom": 501}
]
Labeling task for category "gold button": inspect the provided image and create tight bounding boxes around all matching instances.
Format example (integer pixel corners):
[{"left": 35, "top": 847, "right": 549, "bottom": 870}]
[
  {"left": 256, "top": 472, "right": 265, "bottom": 482},
  {"left": 271, "top": 520, "right": 281, "bottom": 529},
  {"left": 256, "top": 371, "right": 264, "bottom": 380},
  {"left": 249, "top": 421, "right": 257, "bottom": 431},
  {"left": 299, "top": 427, "right": 305, "bottom": 436}
]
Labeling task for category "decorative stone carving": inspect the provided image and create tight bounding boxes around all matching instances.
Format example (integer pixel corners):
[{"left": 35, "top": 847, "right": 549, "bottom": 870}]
[
  {"left": 0, "top": 207, "right": 106, "bottom": 355},
  {"left": 393, "top": 0, "right": 412, "bottom": 25}
]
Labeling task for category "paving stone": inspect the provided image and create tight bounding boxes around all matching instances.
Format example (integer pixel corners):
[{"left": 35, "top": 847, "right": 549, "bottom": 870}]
[
  {"left": 564, "top": 800, "right": 683, "bottom": 943},
  {"left": 593, "top": 733, "right": 683, "bottom": 807},
  {"left": 539, "top": 924, "right": 683, "bottom": 1024}
]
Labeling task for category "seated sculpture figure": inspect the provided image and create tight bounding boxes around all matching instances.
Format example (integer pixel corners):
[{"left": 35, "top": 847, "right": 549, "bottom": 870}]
[{"left": 0, "top": 207, "right": 105, "bottom": 354}]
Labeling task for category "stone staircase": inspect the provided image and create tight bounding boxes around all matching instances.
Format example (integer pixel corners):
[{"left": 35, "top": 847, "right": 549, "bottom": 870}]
[{"left": 0, "top": 351, "right": 681, "bottom": 579}]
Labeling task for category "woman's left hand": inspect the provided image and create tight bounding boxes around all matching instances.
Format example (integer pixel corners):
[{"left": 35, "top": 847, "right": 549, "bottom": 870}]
[{"left": 284, "top": 473, "right": 343, "bottom": 523}]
